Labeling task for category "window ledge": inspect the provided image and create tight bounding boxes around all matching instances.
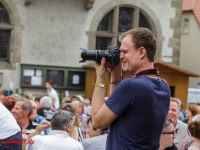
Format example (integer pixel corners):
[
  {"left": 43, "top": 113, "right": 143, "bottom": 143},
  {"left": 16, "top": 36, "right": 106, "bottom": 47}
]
[{"left": 0, "top": 61, "right": 15, "bottom": 70}]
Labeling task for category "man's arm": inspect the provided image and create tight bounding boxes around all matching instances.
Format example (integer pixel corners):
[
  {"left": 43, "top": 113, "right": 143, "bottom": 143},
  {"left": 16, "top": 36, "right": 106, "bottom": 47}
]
[{"left": 91, "top": 58, "right": 118, "bottom": 129}]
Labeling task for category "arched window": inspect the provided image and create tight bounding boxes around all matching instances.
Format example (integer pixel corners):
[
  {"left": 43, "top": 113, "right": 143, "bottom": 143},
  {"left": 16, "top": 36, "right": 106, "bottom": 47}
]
[
  {"left": 96, "top": 6, "right": 154, "bottom": 50},
  {"left": 0, "top": 2, "right": 13, "bottom": 61}
]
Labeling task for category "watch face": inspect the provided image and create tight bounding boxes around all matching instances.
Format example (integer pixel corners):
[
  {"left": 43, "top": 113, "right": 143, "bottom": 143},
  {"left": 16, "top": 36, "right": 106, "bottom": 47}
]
[{"left": 100, "top": 84, "right": 104, "bottom": 87}]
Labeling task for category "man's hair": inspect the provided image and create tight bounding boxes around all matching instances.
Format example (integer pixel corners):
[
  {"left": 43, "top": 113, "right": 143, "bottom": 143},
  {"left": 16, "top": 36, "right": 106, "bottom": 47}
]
[
  {"left": 61, "top": 103, "right": 78, "bottom": 125},
  {"left": 87, "top": 117, "right": 108, "bottom": 135},
  {"left": 46, "top": 80, "right": 53, "bottom": 86},
  {"left": 119, "top": 27, "right": 157, "bottom": 62},
  {"left": 23, "top": 94, "right": 32, "bottom": 100},
  {"left": 40, "top": 96, "right": 52, "bottom": 108},
  {"left": 19, "top": 99, "right": 33, "bottom": 117},
  {"left": 12, "top": 94, "right": 22, "bottom": 101},
  {"left": 162, "top": 118, "right": 173, "bottom": 132},
  {"left": 61, "top": 103, "right": 76, "bottom": 115},
  {"left": 51, "top": 110, "right": 75, "bottom": 131},
  {"left": 34, "top": 96, "right": 43, "bottom": 102},
  {"left": 170, "top": 97, "right": 181, "bottom": 111},
  {"left": 62, "top": 97, "right": 72, "bottom": 104}
]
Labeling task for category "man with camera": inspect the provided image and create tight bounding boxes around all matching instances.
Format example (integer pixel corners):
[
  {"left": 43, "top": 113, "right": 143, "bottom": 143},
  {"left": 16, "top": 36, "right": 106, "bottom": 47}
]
[{"left": 90, "top": 27, "right": 171, "bottom": 150}]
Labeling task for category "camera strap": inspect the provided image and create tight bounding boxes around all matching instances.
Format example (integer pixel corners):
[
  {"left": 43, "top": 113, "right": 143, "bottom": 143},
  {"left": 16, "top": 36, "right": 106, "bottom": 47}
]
[{"left": 111, "top": 68, "right": 159, "bottom": 84}]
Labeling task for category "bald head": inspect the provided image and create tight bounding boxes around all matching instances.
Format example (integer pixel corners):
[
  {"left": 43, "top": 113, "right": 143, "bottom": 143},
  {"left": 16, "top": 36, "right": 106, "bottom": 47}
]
[
  {"left": 71, "top": 100, "right": 83, "bottom": 115},
  {"left": 83, "top": 99, "right": 90, "bottom": 107}
]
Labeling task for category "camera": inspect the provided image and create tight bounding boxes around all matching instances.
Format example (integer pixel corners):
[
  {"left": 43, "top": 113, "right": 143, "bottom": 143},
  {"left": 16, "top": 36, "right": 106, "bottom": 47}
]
[{"left": 79, "top": 46, "right": 120, "bottom": 67}]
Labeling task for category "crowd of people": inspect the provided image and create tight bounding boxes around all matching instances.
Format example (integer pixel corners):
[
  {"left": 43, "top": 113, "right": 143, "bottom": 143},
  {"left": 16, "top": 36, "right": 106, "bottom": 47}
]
[{"left": 1, "top": 27, "right": 200, "bottom": 150}]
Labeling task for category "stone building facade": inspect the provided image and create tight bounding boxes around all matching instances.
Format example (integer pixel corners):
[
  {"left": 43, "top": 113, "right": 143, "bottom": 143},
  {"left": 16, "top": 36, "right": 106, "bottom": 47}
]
[{"left": 0, "top": 0, "right": 182, "bottom": 97}]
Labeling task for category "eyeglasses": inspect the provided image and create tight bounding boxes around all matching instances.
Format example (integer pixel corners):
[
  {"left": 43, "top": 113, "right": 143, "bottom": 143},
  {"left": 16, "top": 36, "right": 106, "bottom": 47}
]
[{"left": 162, "top": 130, "right": 175, "bottom": 135}]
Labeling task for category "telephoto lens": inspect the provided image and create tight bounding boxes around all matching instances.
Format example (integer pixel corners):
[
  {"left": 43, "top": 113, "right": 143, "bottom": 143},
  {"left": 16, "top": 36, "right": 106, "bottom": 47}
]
[{"left": 79, "top": 46, "right": 120, "bottom": 66}]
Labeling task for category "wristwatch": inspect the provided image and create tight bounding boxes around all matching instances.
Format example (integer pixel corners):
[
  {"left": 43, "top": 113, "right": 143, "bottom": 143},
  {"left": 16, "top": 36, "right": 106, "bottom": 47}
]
[{"left": 95, "top": 83, "right": 105, "bottom": 88}]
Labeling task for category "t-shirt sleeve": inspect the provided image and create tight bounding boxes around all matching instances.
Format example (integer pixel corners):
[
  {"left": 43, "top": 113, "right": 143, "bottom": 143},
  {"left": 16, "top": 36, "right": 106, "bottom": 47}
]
[{"left": 105, "top": 79, "right": 135, "bottom": 117}]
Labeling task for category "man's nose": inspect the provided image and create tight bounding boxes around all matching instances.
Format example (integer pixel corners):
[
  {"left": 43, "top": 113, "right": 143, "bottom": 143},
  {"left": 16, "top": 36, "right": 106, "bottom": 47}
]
[
  {"left": 173, "top": 133, "right": 177, "bottom": 139},
  {"left": 168, "top": 109, "right": 172, "bottom": 114},
  {"left": 120, "top": 52, "right": 123, "bottom": 59}
]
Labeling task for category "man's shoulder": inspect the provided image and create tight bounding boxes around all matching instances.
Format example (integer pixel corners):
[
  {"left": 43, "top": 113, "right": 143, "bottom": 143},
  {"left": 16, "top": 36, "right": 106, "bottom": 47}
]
[
  {"left": 83, "top": 135, "right": 107, "bottom": 144},
  {"left": 178, "top": 120, "right": 188, "bottom": 128},
  {"left": 51, "top": 88, "right": 57, "bottom": 93},
  {"left": 83, "top": 135, "right": 107, "bottom": 150}
]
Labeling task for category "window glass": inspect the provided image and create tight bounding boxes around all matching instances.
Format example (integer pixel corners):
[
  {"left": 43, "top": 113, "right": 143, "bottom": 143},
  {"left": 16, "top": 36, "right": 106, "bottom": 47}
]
[
  {"left": 46, "top": 70, "right": 64, "bottom": 87},
  {"left": 23, "top": 69, "right": 43, "bottom": 86},
  {"left": 139, "top": 12, "right": 152, "bottom": 31},
  {"left": 67, "top": 71, "right": 85, "bottom": 88},
  {"left": 97, "top": 10, "right": 113, "bottom": 32},
  {"left": 118, "top": 7, "right": 133, "bottom": 32},
  {"left": 95, "top": 6, "right": 154, "bottom": 52},
  {"left": 96, "top": 37, "right": 111, "bottom": 50},
  {"left": 0, "top": 2, "right": 10, "bottom": 23},
  {"left": 0, "top": 2, "right": 11, "bottom": 61},
  {"left": 0, "top": 30, "right": 10, "bottom": 59}
]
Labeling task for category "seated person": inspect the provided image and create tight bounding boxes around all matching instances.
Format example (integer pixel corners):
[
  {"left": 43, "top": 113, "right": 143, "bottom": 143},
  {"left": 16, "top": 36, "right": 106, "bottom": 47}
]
[
  {"left": 37, "top": 96, "right": 54, "bottom": 121},
  {"left": 160, "top": 118, "right": 177, "bottom": 150},
  {"left": 26, "top": 110, "right": 83, "bottom": 150},
  {"left": 82, "top": 117, "right": 108, "bottom": 150},
  {"left": 61, "top": 103, "right": 84, "bottom": 142}
]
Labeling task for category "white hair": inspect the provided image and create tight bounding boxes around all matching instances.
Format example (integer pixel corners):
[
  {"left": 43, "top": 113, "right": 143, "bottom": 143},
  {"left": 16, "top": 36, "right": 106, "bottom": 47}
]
[{"left": 40, "top": 96, "right": 52, "bottom": 108}]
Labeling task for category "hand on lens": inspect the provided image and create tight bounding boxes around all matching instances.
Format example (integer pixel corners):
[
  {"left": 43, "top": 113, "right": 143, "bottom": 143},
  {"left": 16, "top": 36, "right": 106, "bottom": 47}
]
[
  {"left": 94, "top": 58, "right": 107, "bottom": 82},
  {"left": 107, "top": 61, "right": 122, "bottom": 77}
]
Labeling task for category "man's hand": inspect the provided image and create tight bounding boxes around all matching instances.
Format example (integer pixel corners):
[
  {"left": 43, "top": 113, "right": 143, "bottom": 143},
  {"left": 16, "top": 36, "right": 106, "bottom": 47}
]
[
  {"left": 32, "top": 120, "right": 51, "bottom": 136},
  {"left": 94, "top": 58, "right": 107, "bottom": 83},
  {"left": 107, "top": 60, "right": 122, "bottom": 77}
]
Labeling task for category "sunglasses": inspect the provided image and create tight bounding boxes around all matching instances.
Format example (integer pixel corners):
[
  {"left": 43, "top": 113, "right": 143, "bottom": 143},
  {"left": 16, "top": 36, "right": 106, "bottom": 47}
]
[{"left": 162, "top": 130, "right": 175, "bottom": 135}]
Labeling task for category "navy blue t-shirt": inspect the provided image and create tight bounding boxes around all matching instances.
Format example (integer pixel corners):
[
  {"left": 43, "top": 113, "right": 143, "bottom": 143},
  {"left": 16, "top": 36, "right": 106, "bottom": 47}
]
[{"left": 105, "top": 76, "right": 170, "bottom": 150}]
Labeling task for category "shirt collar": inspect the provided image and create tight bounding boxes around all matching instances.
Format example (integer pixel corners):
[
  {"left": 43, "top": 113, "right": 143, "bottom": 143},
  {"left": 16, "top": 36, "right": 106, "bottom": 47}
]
[
  {"left": 26, "top": 119, "right": 37, "bottom": 130},
  {"left": 174, "top": 119, "right": 180, "bottom": 133},
  {"left": 49, "top": 130, "right": 70, "bottom": 137}
]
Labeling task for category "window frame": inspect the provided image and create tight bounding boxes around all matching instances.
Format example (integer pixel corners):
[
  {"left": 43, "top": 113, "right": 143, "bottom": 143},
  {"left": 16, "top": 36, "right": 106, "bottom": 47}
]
[
  {"left": 21, "top": 64, "right": 86, "bottom": 90},
  {"left": 0, "top": 2, "right": 13, "bottom": 61},
  {"left": 95, "top": 5, "right": 155, "bottom": 50}
]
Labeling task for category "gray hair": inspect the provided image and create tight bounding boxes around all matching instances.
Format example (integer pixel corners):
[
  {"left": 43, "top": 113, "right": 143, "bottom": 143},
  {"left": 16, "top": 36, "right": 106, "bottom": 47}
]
[
  {"left": 51, "top": 110, "right": 75, "bottom": 131},
  {"left": 40, "top": 96, "right": 52, "bottom": 108},
  {"left": 162, "top": 118, "right": 173, "bottom": 132},
  {"left": 18, "top": 99, "right": 33, "bottom": 117},
  {"left": 171, "top": 97, "right": 181, "bottom": 111},
  {"left": 11, "top": 94, "right": 22, "bottom": 101}
]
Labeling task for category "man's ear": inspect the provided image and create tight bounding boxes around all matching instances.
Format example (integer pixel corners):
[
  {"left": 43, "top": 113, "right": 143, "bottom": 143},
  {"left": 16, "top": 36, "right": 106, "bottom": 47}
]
[
  {"left": 24, "top": 110, "right": 29, "bottom": 117},
  {"left": 66, "top": 124, "right": 71, "bottom": 132},
  {"left": 97, "top": 129, "right": 101, "bottom": 134},
  {"left": 139, "top": 47, "right": 146, "bottom": 59}
]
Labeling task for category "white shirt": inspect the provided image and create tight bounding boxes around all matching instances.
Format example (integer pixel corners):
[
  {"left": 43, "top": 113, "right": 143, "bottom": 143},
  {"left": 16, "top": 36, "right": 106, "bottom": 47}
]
[
  {"left": 47, "top": 88, "right": 60, "bottom": 110},
  {"left": 0, "top": 103, "right": 21, "bottom": 139},
  {"left": 26, "top": 130, "right": 83, "bottom": 150}
]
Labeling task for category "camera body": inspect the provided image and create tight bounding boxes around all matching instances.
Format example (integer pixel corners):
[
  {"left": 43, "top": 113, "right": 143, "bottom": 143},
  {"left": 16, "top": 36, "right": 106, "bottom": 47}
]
[{"left": 79, "top": 46, "right": 120, "bottom": 67}]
